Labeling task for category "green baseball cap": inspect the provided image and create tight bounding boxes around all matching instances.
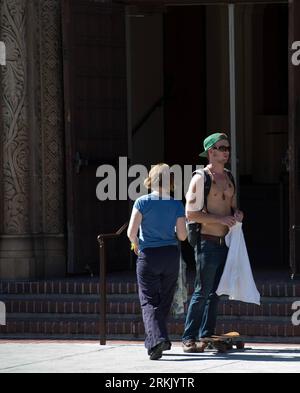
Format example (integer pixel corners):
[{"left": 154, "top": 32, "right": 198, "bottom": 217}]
[{"left": 199, "top": 132, "right": 229, "bottom": 158}]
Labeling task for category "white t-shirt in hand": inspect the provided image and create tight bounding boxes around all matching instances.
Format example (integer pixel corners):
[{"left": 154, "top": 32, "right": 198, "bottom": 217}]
[{"left": 216, "top": 222, "right": 261, "bottom": 305}]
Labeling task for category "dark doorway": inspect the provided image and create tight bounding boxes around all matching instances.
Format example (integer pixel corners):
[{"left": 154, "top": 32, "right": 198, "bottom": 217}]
[
  {"left": 289, "top": 0, "right": 300, "bottom": 278},
  {"left": 62, "top": 0, "right": 130, "bottom": 275},
  {"left": 236, "top": 3, "right": 289, "bottom": 270},
  {"left": 163, "top": 6, "right": 208, "bottom": 269},
  {"left": 163, "top": 4, "right": 290, "bottom": 270},
  {"left": 164, "top": 6, "right": 207, "bottom": 166}
]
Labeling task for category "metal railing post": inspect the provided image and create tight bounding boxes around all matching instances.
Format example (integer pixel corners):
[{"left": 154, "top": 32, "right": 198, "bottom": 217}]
[
  {"left": 97, "top": 222, "right": 129, "bottom": 346},
  {"left": 99, "top": 236, "right": 107, "bottom": 345}
]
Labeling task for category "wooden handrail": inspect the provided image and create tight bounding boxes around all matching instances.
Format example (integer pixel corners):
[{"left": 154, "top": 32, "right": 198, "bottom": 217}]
[
  {"left": 97, "top": 222, "right": 129, "bottom": 345},
  {"left": 132, "top": 95, "right": 165, "bottom": 136},
  {"left": 132, "top": 81, "right": 173, "bottom": 136}
]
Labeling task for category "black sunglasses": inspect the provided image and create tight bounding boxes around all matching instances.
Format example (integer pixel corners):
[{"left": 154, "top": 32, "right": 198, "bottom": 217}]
[{"left": 212, "top": 145, "right": 231, "bottom": 153}]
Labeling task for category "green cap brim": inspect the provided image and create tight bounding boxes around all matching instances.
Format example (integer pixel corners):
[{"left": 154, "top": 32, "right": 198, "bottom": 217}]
[{"left": 199, "top": 151, "right": 208, "bottom": 158}]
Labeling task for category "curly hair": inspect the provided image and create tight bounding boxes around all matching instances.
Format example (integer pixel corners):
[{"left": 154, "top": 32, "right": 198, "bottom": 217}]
[{"left": 144, "top": 163, "right": 175, "bottom": 192}]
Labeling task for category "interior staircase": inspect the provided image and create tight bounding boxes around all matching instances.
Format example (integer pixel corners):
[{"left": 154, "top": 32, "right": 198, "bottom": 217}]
[{"left": 0, "top": 271, "right": 300, "bottom": 342}]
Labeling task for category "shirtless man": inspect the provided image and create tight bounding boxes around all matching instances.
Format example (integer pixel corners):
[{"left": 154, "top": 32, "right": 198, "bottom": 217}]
[{"left": 182, "top": 133, "right": 244, "bottom": 353}]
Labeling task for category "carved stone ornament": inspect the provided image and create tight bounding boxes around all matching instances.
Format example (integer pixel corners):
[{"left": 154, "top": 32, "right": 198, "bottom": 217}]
[
  {"left": 0, "top": 0, "right": 65, "bottom": 235},
  {"left": 1, "top": 0, "right": 30, "bottom": 234}
]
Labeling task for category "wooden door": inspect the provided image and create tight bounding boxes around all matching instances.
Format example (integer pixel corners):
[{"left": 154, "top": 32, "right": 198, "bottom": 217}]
[
  {"left": 289, "top": 0, "right": 300, "bottom": 278},
  {"left": 62, "top": 0, "right": 129, "bottom": 274}
]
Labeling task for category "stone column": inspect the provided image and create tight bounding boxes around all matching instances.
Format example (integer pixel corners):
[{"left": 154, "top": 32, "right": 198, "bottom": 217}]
[{"left": 0, "top": 0, "right": 66, "bottom": 279}]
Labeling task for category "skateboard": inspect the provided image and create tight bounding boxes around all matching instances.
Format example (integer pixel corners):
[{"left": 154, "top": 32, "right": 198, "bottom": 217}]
[{"left": 200, "top": 332, "right": 245, "bottom": 353}]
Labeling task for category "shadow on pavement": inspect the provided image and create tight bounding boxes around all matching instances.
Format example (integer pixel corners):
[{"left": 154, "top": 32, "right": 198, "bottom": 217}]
[{"left": 161, "top": 348, "right": 300, "bottom": 362}]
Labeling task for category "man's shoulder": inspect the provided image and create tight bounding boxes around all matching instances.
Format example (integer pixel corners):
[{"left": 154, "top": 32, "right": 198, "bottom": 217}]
[
  {"left": 224, "top": 168, "right": 234, "bottom": 177},
  {"left": 193, "top": 168, "right": 205, "bottom": 176},
  {"left": 193, "top": 168, "right": 209, "bottom": 182},
  {"left": 193, "top": 168, "right": 211, "bottom": 182},
  {"left": 224, "top": 168, "right": 236, "bottom": 184},
  {"left": 189, "top": 171, "right": 204, "bottom": 187}
]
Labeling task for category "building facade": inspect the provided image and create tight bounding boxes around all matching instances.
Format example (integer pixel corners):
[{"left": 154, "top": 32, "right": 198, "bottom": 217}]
[{"left": 1, "top": 0, "right": 300, "bottom": 280}]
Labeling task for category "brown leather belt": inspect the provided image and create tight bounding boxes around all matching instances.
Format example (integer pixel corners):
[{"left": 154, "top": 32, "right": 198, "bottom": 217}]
[{"left": 201, "top": 234, "right": 226, "bottom": 246}]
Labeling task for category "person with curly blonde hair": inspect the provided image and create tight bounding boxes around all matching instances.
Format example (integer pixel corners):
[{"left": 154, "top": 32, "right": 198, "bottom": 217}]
[{"left": 128, "top": 163, "right": 187, "bottom": 360}]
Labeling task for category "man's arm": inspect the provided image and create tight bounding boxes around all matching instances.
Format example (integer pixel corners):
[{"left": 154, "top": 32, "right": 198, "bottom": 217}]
[
  {"left": 186, "top": 174, "right": 236, "bottom": 227},
  {"left": 231, "top": 190, "right": 244, "bottom": 222}
]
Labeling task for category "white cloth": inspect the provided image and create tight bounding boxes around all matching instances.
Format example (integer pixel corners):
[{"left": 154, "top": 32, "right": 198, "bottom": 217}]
[
  {"left": 172, "top": 253, "right": 188, "bottom": 317},
  {"left": 216, "top": 222, "right": 261, "bottom": 305},
  {"left": 0, "top": 302, "right": 6, "bottom": 326}
]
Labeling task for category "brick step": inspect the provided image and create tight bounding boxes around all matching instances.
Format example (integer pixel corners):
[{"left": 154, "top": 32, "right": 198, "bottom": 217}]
[
  {"left": 0, "top": 281, "right": 137, "bottom": 296},
  {"left": 1, "top": 280, "right": 300, "bottom": 297},
  {"left": 0, "top": 333, "right": 298, "bottom": 344},
  {"left": 0, "top": 295, "right": 297, "bottom": 317},
  {"left": 1, "top": 315, "right": 299, "bottom": 339}
]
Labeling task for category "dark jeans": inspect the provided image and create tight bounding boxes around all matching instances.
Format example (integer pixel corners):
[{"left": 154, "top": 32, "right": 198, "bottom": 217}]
[
  {"left": 182, "top": 238, "right": 228, "bottom": 341},
  {"left": 137, "top": 246, "right": 180, "bottom": 351}
]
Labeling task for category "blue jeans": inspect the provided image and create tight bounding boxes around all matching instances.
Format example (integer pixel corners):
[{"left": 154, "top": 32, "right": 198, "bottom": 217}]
[{"left": 182, "top": 238, "right": 228, "bottom": 341}]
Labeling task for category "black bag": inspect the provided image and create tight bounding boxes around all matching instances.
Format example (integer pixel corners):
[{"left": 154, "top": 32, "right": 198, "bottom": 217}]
[
  {"left": 187, "top": 169, "right": 235, "bottom": 248},
  {"left": 187, "top": 222, "right": 201, "bottom": 248}
]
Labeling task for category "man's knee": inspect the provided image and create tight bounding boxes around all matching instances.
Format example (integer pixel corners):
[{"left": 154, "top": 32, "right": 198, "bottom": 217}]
[{"left": 191, "top": 287, "right": 207, "bottom": 301}]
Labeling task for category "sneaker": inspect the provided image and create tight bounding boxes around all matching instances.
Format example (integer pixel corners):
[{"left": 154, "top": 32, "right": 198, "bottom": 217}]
[
  {"left": 149, "top": 341, "right": 169, "bottom": 361},
  {"left": 148, "top": 340, "right": 171, "bottom": 356},
  {"left": 196, "top": 341, "right": 208, "bottom": 352},
  {"left": 162, "top": 340, "right": 172, "bottom": 352},
  {"left": 182, "top": 340, "right": 198, "bottom": 353}
]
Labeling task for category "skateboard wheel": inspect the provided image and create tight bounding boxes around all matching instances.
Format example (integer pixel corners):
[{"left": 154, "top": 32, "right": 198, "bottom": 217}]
[
  {"left": 215, "top": 343, "right": 227, "bottom": 353},
  {"left": 236, "top": 342, "right": 245, "bottom": 350}
]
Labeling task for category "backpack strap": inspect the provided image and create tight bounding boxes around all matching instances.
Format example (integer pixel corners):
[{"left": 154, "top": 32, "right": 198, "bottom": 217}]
[
  {"left": 192, "top": 169, "right": 212, "bottom": 210},
  {"left": 224, "top": 169, "right": 236, "bottom": 215},
  {"left": 224, "top": 168, "right": 236, "bottom": 190},
  {"left": 203, "top": 171, "right": 211, "bottom": 209}
]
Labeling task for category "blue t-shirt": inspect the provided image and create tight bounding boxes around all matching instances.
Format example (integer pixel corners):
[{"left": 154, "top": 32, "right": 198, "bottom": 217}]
[{"left": 133, "top": 193, "right": 185, "bottom": 251}]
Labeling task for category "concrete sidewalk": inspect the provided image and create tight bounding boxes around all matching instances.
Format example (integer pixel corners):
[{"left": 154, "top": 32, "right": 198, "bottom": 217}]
[{"left": 0, "top": 341, "right": 300, "bottom": 373}]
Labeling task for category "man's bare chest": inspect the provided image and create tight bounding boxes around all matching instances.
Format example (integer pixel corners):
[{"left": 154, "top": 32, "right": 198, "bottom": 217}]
[{"left": 207, "top": 171, "right": 235, "bottom": 201}]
